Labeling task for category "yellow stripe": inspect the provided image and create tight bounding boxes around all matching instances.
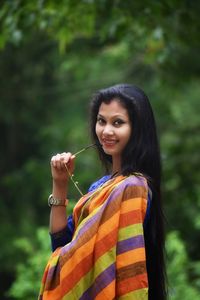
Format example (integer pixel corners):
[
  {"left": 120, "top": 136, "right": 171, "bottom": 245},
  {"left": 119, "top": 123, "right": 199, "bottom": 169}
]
[
  {"left": 118, "top": 223, "right": 143, "bottom": 242},
  {"left": 119, "top": 288, "right": 148, "bottom": 299},
  {"left": 49, "top": 255, "right": 60, "bottom": 267}
]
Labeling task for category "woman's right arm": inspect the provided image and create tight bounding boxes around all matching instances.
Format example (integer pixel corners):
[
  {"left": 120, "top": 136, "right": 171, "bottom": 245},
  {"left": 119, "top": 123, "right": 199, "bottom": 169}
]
[{"left": 49, "top": 152, "right": 75, "bottom": 234}]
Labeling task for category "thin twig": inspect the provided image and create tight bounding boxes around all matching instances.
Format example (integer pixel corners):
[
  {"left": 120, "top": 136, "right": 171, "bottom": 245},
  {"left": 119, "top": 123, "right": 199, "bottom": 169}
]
[
  {"left": 73, "top": 143, "right": 96, "bottom": 157},
  {"left": 64, "top": 164, "right": 83, "bottom": 196},
  {"left": 64, "top": 143, "right": 96, "bottom": 196}
]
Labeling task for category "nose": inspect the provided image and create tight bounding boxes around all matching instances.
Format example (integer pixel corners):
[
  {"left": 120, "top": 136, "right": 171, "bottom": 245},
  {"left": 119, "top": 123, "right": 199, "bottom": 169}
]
[{"left": 103, "top": 124, "right": 114, "bottom": 136}]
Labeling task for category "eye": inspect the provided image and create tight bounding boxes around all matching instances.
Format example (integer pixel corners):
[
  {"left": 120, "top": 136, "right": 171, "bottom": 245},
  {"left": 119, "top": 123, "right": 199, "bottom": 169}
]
[
  {"left": 97, "top": 116, "right": 105, "bottom": 125},
  {"left": 113, "top": 119, "right": 125, "bottom": 127}
]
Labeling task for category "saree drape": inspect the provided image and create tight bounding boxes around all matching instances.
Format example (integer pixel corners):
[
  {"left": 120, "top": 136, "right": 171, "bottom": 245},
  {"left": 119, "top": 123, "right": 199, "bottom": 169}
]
[{"left": 39, "top": 175, "right": 149, "bottom": 300}]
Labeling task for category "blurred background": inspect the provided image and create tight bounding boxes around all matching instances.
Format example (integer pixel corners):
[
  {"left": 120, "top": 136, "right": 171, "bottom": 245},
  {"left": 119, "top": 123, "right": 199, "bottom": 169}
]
[{"left": 0, "top": 1, "right": 200, "bottom": 299}]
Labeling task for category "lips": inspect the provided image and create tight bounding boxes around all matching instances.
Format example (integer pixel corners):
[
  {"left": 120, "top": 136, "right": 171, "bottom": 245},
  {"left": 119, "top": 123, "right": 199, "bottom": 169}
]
[{"left": 102, "top": 138, "right": 118, "bottom": 147}]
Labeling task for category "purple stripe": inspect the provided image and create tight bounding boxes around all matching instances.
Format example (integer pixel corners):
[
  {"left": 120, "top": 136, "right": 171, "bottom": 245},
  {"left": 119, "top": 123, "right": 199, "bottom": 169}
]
[
  {"left": 117, "top": 235, "right": 144, "bottom": 255},
  {"left": 124, "top": 175, "right": 146, "bottom": 187},
  {"left": 79, "top": 263, "right": 116, "bottom": 300}
]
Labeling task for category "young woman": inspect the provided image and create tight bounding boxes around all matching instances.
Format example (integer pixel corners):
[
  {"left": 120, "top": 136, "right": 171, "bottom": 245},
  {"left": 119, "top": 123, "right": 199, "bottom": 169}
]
[{"left": 39, "top": 84, "right": 167, "bottom": 300}]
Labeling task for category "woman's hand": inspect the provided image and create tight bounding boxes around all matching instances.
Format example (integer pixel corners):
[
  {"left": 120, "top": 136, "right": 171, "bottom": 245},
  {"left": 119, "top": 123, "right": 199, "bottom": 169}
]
[{"left": 50, "top": 152, "right": 75, "bottom": 184}]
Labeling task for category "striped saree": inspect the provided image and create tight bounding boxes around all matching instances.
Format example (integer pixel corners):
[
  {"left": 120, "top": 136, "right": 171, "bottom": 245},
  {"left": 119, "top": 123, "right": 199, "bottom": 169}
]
[{"left": 39, "top": 175, "right": 149, "bottom": 300}]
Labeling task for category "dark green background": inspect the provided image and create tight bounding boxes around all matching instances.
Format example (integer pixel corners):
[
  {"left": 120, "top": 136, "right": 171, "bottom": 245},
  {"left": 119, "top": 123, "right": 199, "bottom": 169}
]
[{"left": 0, "top": 1, "right": 200, "bottom": 299}]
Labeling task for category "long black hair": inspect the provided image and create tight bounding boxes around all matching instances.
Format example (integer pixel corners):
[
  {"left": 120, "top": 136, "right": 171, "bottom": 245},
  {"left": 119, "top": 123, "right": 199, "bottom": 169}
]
[{"left": 90, "top": 83, "right": 167, "bottom": 300}]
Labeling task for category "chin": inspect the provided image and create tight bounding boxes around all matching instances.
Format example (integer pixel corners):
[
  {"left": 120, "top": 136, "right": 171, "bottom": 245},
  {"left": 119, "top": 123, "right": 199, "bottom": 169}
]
[{"left": 103, "top": 148, "right": 117, "bottom": 156}]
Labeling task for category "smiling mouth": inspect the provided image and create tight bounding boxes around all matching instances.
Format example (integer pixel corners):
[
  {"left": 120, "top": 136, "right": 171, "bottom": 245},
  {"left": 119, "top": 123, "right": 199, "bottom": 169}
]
[{"left": 102, "top": 139, "right": 118, "bottom": 146}]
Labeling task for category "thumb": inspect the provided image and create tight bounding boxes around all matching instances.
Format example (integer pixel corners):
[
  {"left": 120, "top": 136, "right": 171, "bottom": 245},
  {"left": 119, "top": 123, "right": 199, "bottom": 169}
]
[{"left": 69, "top": 155, "right": 75, "bottom": 172}]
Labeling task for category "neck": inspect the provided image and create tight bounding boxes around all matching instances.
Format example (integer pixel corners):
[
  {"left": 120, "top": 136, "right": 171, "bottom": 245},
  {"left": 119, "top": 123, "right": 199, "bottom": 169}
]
[{"left": 112, "top": 155, "right": 121, "bottom": 175}]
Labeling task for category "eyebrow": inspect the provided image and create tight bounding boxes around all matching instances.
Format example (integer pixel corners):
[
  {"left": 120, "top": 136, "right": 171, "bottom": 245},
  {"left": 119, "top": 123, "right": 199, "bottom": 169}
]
[{"left": 97, "top": 113, "right": 127, "bottom": 119}]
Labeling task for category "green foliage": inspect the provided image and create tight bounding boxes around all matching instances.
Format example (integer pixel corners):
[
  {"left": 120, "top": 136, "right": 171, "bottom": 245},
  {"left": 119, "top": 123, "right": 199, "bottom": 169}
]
[
  {"left": 161, "top": 81, "right": 200, "bottom": 259},
  {"left": 1, "top": 0, "right": 200, "bottom": 79},
  {"left": 166, "top": 231, "right": 200, "bottom": 299},
  {"left": 7, "top": 227, "right": 50, "bottom": 300}
]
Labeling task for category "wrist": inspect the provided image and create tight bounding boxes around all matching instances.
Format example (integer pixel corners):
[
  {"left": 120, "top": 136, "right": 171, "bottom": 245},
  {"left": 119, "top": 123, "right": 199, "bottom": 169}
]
[
  {"left": 48, "top": 194, "right": 68, "bottom": 207},
  {"left": 52, "top": 177, "right": 69, "bottom": 186},
  {"left": 52, "top": 182, "right": 68, "bottom": 199},
  {"left": 52, "top": 178, "right": 68, "bottom": 189}
]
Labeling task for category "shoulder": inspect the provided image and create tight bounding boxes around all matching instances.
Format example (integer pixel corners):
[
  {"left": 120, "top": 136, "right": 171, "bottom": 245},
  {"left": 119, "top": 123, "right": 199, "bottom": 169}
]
[
  {"left": 119, "top": 174, "right": 148, "bottom": 189},
  {"left": 116, "top": 174, "right": 148, "bottom": 198},
  {"left": 123, "top": 174, "right": 147, "bottom": 186}
]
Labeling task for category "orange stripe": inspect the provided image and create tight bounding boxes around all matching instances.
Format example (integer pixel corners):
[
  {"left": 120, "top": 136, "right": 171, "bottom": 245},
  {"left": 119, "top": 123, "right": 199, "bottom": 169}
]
[
  {"left": 117, "top": 248, "right": 146, "bottom": 269},
  {"left": 89, "top": 190, "right": 109, "bottom": 212},
  {"left": 120, "top": 197, "right": 147, "bottom": 214},
  {"left": 94, "top": 228, "right": 117, "bottom": 260},
  {"left": 117, "top": 273, "right": 148, "bottom": 296},
  {"left": 96, "top": 211, "right": 120, "bottom": 242},
  {"left": 61, "top": 251, "right": 94, "bottom": 293},
  {"left": 119, "top": 210, "right": 142, "bottom": 227},
  {"left": 95, "top": 279, "right": 116, "bottom": 300},
  {"left": 61, "top": 234, "right": 96, "bottom": 278},
  {"left": 43, "top": 287, "right": 61, "bottom": 300}
]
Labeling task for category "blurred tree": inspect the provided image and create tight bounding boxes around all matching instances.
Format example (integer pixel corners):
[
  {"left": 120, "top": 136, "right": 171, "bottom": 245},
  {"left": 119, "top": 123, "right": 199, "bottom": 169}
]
[
  {"left": 0, "top": 0, "right": 200, "bottom": 80},
  {"left": 0, "top": 34, "right": 61, "bottom": 297},
  {"left": 166, "top": 231, "right": 200, "bottom": 299}
]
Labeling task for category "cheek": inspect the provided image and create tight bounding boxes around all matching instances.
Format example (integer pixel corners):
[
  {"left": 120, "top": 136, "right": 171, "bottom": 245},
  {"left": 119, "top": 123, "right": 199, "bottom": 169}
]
[
  {"left": 127, "top": 128, "right": 132, "bottom": 141},
  {"left": 122, "top": 126, "right": 132, "bottom": 143},
  {"left": 95, "top": 124, "right": 101, "bottom": 138}
]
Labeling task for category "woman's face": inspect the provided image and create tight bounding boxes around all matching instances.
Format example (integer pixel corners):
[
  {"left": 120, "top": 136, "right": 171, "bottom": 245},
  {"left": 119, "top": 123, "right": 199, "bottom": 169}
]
[{"left": 95, "top": 99, "right": 131, "bottom": 160}]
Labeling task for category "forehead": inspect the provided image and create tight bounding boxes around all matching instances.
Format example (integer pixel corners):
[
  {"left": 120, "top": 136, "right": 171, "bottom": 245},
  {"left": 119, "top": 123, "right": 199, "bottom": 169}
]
[{"left": 98, "top": 99, "right": 128, "bottom": 117}]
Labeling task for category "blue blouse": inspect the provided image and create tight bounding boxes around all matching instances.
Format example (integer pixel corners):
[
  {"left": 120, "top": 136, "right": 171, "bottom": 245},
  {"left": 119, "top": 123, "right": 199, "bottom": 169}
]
[{"left": 50, "top": 175, "right": 151, "bottom": 251}]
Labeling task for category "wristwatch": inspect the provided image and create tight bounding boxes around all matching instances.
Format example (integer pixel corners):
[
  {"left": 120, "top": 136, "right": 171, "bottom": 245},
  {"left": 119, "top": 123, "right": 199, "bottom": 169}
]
[{"left": 48, "top": 194, "right": 69, "bottom": 207}]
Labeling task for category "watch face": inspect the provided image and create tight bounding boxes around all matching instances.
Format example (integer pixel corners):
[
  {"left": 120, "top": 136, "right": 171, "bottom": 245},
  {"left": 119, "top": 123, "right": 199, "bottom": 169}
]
[
  {"left": 48, "top": 195, "right": 66, "bottom": 206},
  {"left": 48, "top": 195, "right": 53, "bottom": 206}
]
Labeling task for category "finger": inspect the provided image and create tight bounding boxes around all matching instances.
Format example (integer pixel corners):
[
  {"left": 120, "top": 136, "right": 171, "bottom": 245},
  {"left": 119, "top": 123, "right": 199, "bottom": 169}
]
[
  {"left": 62, "top": 155, "right": 75, "bottom": 174},
  {"left": 51, "top": 152, "right": 74, "bottom": 170},
  {"left": 51, "top": 155, "right": 58, "bottom": 168},
  {"left": 51, "top": 153, "right": 64, "bottom": 170},
  {"left": 54, "top": 153, "right": 62, "bottom": 170},
  {"left": 60, "top": 152, "right": 71, "bottom": 163},
  {"left": 60, "top": 152, "right": 74, "bottom": 169},
  {"left": 69, "top": 155, "right": 75, "bottom": 170}
]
